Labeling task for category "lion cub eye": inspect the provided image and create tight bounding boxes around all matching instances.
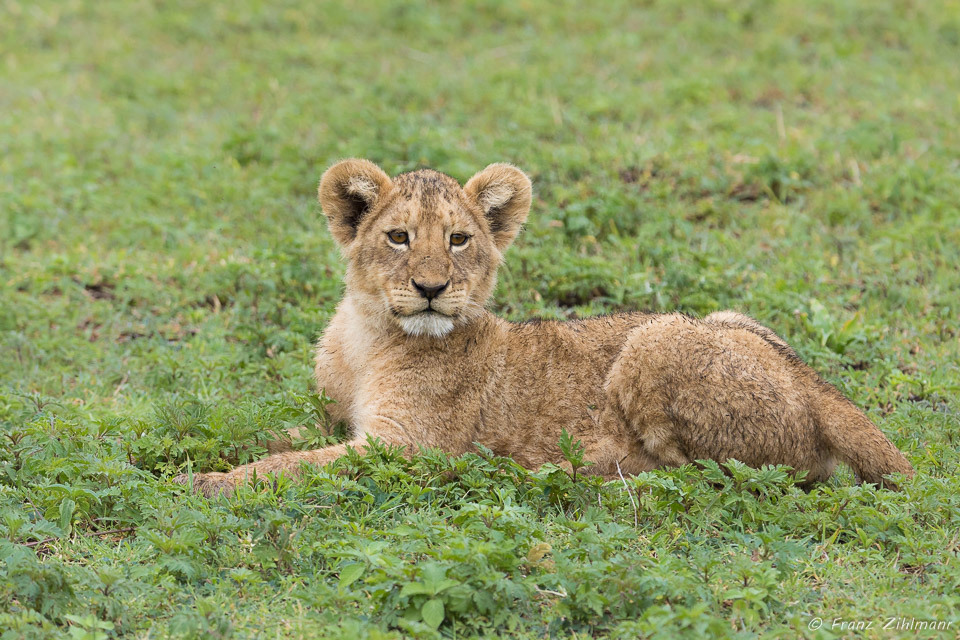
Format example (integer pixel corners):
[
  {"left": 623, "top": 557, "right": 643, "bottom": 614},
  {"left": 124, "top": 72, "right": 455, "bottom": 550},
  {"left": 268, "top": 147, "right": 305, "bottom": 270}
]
[
  {"left": 449, "top": 233, "right": 469, "bottom": 247},
  {"left": 387, "top": 230, "right": 409, "bottom": 245}
]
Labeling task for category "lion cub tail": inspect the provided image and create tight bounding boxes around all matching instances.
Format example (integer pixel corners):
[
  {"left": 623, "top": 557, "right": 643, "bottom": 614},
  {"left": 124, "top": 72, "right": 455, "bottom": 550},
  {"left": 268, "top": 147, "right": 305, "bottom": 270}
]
[{"left": 815, "top": 388, "right": 914, "bottom": 490}]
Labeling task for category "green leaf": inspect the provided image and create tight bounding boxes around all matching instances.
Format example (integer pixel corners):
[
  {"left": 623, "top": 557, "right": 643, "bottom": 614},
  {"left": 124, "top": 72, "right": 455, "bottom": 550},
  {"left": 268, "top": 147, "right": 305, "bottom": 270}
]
[
  {"left": 421, "top": 597, "right": 445, "bottom": 629},
  {"left": 434, "top": 578, "right": 460, "bottom": 594},
  {"left": 557, "top": 428, "right": 592, "bottom": 479},
  {"left": 58, "top": 498, "right": 76, "bottom": 537},
  {"left": 338, "top": 563, "right": 365, "bottom": 589},
  {"left": 420, "top": 562, "right": 448, "bottom": 588},
  {"left": 399, "top": 582, "right": 431, "bottom": 597}
]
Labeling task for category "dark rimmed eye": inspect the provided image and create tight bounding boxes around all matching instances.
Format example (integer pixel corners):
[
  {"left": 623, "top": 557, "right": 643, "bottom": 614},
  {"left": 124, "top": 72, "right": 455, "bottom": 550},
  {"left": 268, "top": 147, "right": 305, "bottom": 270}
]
[
  {"left": 450, "top": 233, "right": 469, "bottom": 247},
  {"left": 387, "top": 230, "right": 409, "bottom": 244}
]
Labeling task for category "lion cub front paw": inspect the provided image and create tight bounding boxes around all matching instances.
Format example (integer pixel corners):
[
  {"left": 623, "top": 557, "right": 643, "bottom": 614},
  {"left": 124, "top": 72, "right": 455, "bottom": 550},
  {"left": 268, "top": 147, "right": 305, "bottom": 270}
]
[{"left": 172, "top": 471, "right": 239, "bottom": 498}]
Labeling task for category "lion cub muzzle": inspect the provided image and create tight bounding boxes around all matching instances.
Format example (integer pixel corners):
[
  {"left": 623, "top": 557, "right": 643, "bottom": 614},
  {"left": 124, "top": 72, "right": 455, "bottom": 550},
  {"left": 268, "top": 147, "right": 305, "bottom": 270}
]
[{"left": 394, "top": 276, "right": 458, "bottom": 338}]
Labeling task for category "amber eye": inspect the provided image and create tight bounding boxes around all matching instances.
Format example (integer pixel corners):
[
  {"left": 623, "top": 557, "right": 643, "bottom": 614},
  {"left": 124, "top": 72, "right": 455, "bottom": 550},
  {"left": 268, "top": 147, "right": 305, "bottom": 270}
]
[
  {"left": 450, "top": 233, "right": 468, "bottom": 247},
  {"left": 387, "top": 230, "right": 408, "bottom": 244}
]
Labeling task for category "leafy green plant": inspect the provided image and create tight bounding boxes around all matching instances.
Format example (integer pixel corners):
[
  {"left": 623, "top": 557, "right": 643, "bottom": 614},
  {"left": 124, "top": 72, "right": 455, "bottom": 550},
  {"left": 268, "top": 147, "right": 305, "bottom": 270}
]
[
  {"left": 798, "top": 298, "right": 873, "bottom": 357},
  {"left": 558, "top": 428, "right": 592, "bottom": 482},
  {"left": 64, "top": 614, "right": 114, "bottom": 640},
  {"left": 288, "top": 389, "right": 349, "bottom": 450}
]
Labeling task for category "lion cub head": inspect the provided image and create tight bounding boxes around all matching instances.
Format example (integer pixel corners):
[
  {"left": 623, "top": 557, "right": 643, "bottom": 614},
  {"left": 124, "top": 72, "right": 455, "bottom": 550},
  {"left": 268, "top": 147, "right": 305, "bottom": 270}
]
[{"left": 318, "top": 159, "right": 532, "bottom": 338}]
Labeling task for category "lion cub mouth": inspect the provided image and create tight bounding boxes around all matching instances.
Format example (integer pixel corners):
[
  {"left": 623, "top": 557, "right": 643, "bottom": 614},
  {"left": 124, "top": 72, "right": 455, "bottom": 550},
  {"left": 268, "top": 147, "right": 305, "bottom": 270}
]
[
  {"left": 397, "top": 309, "right": 456, "bottom": 338},
  {"left": 392, "top": 307, "right": 448, "bottom": 318}
]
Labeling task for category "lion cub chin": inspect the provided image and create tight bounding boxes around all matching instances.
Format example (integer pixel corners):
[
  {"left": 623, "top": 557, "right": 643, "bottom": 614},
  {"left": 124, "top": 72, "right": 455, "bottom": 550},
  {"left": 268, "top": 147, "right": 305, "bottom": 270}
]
[
  {"left": 176, "top": 159, "right": 914, "bottom": 498},
  {"left": 398, "top": 312, "right": 455, "bottom": 338}
]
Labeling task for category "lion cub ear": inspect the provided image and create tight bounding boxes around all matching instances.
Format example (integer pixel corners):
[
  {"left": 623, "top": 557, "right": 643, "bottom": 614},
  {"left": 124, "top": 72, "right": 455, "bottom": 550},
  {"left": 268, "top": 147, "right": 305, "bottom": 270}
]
[
  {"left": 464, "top": 163, "right": 532, "bottom": 251},
  {"left": 318, "top": 159, "right": 393, "bottom": 246}
]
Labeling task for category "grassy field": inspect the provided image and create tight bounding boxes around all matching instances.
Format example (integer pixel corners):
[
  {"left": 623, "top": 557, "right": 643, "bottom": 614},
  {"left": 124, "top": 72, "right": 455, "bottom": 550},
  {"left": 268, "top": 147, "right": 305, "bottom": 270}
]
[{"left": 2, "top": 0, "right": 960, "bottom": 637}]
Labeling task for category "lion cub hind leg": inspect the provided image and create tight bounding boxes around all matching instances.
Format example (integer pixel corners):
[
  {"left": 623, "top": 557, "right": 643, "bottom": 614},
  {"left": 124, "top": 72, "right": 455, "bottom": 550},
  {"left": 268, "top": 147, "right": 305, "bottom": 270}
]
[
  {"left": 561, "top": 433, "right": 661, "bottom": 481},
  {"left": 703, "top": 310, "right": 913, "bottom": 488},
  {"left": 606, "top": 314, "right": 833, "bottom": 483}
]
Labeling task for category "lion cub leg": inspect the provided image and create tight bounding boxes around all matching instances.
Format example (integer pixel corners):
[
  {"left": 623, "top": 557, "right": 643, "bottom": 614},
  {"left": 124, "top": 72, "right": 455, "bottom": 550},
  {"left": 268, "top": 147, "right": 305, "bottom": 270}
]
[
  {"left": 605, "top": 312, "right": 912, "bottom": 488},
  {"left": 173, "top": 439, "right": 369, "bottom": 497},
  {"left": 605, "top": 313, "right": 835, "bottom": 483},
  {"left": 559, "top": 431, "right": 660, "bottom": 481},
  {"left": 174, "top": 417, "right": 415, "bottom": 497}
]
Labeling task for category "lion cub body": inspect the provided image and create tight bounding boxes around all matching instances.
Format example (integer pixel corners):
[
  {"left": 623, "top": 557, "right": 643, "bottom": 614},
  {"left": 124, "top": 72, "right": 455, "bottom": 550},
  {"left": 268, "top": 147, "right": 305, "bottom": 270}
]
[
  {"left": 179, "top": 160, "right": 913, "bottom": 496},
  {"left": 316, "top": 298, "right": 651, "bottom": 476}
]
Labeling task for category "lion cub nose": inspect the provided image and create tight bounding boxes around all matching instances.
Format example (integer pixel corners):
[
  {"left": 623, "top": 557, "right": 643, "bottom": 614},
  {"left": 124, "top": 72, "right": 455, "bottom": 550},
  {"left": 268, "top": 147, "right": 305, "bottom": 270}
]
[{"left": 412, "top": 279, "right": 450, "bottom": 300}]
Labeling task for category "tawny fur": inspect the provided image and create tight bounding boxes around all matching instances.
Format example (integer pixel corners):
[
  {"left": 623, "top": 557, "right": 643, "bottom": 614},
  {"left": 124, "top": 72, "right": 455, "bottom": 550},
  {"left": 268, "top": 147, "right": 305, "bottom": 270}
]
[{"left": 175, "top": 160, "right": 914, "bottom": 497}]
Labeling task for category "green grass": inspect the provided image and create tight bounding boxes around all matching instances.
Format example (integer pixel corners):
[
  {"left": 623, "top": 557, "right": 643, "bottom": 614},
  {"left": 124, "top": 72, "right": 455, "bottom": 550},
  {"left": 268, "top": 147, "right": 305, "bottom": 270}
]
[{"left": 2, "top": 0, "right": 960, "bottom": 637}]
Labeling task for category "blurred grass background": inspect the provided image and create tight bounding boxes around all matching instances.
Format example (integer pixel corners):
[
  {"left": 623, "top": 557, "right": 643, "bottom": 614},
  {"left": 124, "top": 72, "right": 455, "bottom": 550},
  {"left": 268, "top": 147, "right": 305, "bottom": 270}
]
[{"left": 1, "top": 1, "right": 959, "bottom": 637}]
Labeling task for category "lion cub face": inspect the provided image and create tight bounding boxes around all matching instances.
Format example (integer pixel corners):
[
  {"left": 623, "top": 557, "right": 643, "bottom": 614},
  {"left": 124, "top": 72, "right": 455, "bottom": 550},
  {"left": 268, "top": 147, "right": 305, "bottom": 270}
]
[{"left": 319, "top": 160, "right": 532, "bottom": 338}]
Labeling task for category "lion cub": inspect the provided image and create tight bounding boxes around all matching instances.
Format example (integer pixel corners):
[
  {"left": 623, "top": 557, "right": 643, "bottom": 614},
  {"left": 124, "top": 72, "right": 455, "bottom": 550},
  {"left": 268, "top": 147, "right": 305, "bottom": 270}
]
[{"left": 178, "top": 159, "right": 914, "bottom": 496}]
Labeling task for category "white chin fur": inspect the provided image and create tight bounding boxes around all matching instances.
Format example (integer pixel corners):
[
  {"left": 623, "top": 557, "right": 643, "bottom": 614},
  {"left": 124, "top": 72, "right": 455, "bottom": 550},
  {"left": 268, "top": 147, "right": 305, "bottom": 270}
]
[{"left": 398, "top": 313, "right": 455, "bottom": 338}]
